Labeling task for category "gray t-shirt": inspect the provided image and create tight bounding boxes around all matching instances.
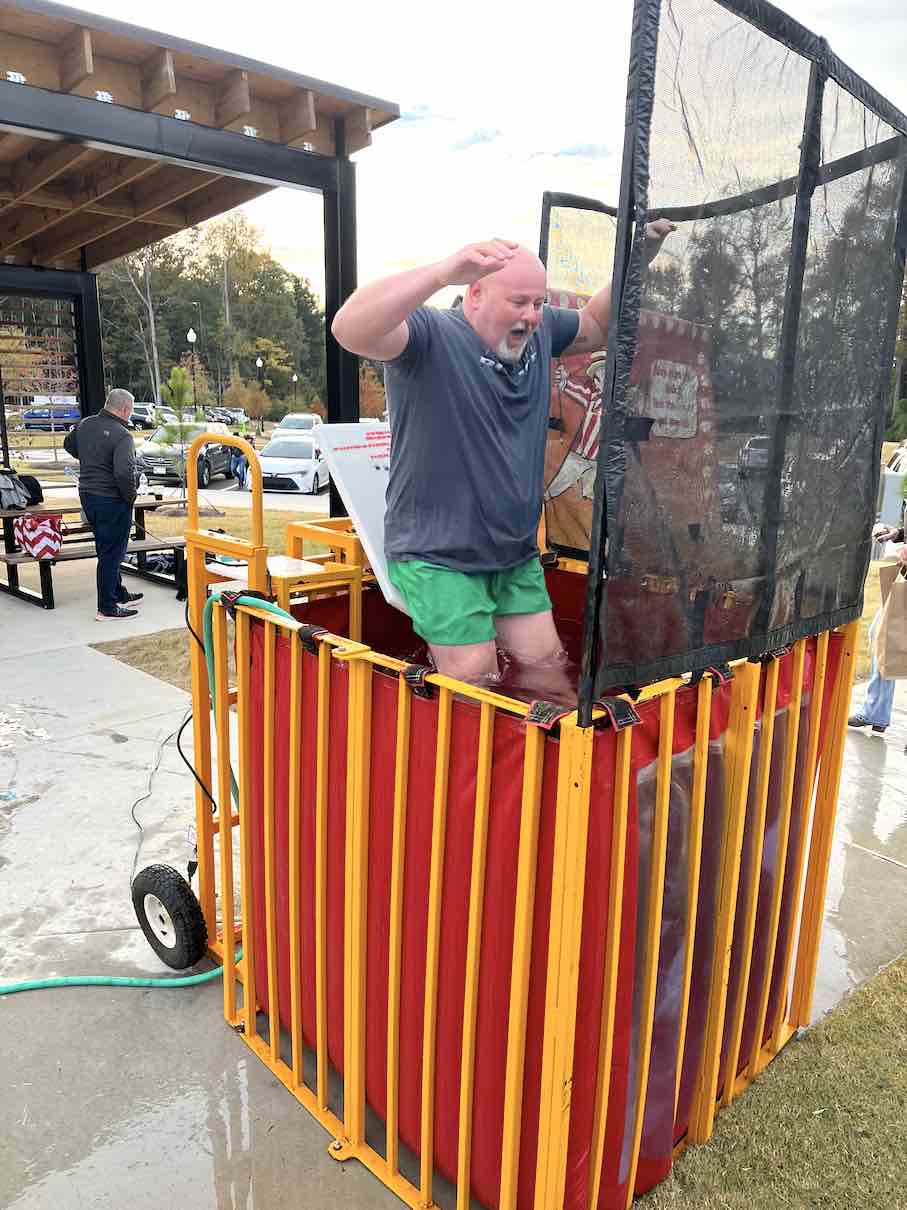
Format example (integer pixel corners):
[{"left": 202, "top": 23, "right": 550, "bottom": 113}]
[{"left": 383, "top": 303, "right": 579, "bottom": 571}]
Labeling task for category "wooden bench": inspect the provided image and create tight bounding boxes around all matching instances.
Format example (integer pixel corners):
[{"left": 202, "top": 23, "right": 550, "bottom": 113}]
[{"left": 0, "top": 536, "right": 186, "bottom": 609}]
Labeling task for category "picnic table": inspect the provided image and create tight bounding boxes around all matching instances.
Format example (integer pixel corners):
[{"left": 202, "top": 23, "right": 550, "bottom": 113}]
[{"left": 0, "top": 495, "right": 188, "bottom": 609}]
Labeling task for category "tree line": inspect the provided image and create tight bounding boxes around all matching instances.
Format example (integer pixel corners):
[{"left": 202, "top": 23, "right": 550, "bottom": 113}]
[{"left": 98, "top": 212, "right": 327, "bottom": 422}]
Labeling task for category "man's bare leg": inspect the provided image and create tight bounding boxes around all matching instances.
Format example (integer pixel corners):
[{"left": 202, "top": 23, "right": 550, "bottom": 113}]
[
  {"left": 495, "top": 611, "right": 576, "bottom": 699},
  {"left": 428, "top": 638, "right": 500, "bottom": 684}
]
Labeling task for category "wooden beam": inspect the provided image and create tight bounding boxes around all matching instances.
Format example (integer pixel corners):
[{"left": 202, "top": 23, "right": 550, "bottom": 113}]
[
  {"left": 59, "top": 28, "right": 93, "bottom": 94},
  {"left": 343, "top": 106, "right": 372, "bottom": 155},
  {"left": 141, "top": 49, "right": 177, "bottom": 114},
  {"left": 279, "top": 89, "right": 317, "bottom": 145},
  {"left": 214, "top": 70, "right": 251, "bottom": 130}
]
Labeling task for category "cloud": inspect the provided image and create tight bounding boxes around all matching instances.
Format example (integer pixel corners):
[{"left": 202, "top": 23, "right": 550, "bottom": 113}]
[
  {"left": 553, "top": 142, "right": 612, "bottom": 159},
  {"left": 452, "top": 127, "right": 503, "bottom": 151}
]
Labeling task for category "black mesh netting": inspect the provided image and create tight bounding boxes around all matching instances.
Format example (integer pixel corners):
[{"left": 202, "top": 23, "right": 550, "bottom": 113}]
[{"left": 541, "top": 0, "right": 907, "bottom": 711}]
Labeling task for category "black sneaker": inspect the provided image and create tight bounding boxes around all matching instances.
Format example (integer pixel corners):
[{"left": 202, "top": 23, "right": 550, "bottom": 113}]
[
  {"left": 120, "top": 591, "right": 144, "bottom": 605},
  {"left": 847, "top": 714, "right": 887, "bottom": 733},
  {"left": 96, "top": 606, "right": 139, "bottom": 620}
]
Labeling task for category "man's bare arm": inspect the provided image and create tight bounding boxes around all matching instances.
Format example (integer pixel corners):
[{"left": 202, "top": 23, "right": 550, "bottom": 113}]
[
  {"left": 330, "top": 239, "right": 519, "bottom": 362},
  {"left": 557, "top": 219, "right": 677, "bottom": 359}
]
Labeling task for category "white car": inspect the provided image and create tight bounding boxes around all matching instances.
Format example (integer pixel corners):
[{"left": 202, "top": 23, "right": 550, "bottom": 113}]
[
  {"left": 275, "top": 412, "right": 321, "bottom": 434},
  {"left": 249, "top": 436, "right": 330, "bottom": 493}
]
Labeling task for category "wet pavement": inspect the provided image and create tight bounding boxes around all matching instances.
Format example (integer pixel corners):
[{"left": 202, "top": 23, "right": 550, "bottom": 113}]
[{"left": 0, "top": 600, "right": 905, "bottom": 1206}]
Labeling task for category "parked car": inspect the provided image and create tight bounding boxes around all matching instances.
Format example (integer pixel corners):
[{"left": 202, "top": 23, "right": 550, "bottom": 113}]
[
  {"left": 23, "top": 401, "right": 81, "bottom": 431},
  {"left": 737, "top": 435, "right": 770, "bottom": 476},
  {"left": 129, "top": 403, "right": 156, "bottom": 430},
  {"left": 247, "top": 436, "right": 330, "bottom": 494},
  {"left": 154, "top": 408, "right": 179, "bottom": 426},
  {"left": 275, "top": 412, "right": 321, "bottom": 434},
  {"left": 135, "top": 421, "right": 233, "bottom": 487}
]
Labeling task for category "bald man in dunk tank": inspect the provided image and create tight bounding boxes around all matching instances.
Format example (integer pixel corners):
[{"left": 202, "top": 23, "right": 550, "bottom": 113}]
[{"left": 330, "top": 224, "right": 674, "bottom": 685}]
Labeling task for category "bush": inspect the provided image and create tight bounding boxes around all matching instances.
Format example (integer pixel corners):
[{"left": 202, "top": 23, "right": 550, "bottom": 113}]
[{"left": 887, "top": 399, "right": 907, "bottom": 442}]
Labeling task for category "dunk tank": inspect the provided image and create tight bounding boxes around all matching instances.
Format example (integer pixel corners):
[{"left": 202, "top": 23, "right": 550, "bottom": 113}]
[{"left": 167, "top": 2, "right": 907, "bottom": 1208}]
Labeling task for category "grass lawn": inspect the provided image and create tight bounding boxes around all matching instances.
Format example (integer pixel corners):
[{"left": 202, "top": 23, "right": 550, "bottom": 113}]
[
  {"left": 645, "top": 955, "right": 907, "bottom": 1209},
  {"left": 136, "top": 502, "right": 323, "bottom": 555}
]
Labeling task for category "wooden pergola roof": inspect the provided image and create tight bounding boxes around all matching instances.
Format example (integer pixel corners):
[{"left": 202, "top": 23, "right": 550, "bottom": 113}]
[{"left": 0, "top": 0, "right": 398, "bottom": 271}]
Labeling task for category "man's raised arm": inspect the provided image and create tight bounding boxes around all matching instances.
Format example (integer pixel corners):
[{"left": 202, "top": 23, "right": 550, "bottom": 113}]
[
  {"left": 558, "top": 219, "right": 677, "bottom": 359},
  {"left": 330, "top": 239, "right": 519, "bottom": 361}
]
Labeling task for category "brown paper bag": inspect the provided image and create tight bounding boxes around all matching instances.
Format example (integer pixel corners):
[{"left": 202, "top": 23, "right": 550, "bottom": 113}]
[{"left": 876, "top": 565, "right": 907, "bottom": 679}]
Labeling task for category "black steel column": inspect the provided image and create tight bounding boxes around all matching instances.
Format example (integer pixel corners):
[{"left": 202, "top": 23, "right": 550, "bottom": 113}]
[
  {"left": 577, "top": 0, "right": 661, "bottom": 724},
  {"left": 324, "top": 117, "right": 360, "bottom": 515},
  {"left": 74, "top": 272, "right": 106, "bottom": 416},
  {"left": 754, "top": 61, "right": 826, "bottom": 638}
]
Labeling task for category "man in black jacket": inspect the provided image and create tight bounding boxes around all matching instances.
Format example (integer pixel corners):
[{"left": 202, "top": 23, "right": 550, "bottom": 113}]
[{"left": 63, "top": 389, "right": 143, "bottom": 620}]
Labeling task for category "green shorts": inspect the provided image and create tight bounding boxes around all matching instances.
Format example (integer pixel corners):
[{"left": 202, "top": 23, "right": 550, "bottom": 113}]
[{"left": 387, "top": 557, "right": 552, "bottom": 646}]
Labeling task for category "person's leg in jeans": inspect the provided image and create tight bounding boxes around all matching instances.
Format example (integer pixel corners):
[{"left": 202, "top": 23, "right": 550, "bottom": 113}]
[
  {"left": 851, "top": 608, "right": 896, "bottom": 729},
  {"left": 80, "top": 493, "right": 103, "bottom": 613},
  {"left": 89, "top": 496, "right": 133, "bottom": 615}
]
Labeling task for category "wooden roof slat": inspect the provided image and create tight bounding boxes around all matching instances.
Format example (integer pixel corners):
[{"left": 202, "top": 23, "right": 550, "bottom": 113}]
[
  {"left": 28, "top": 165, "right": 211, "bottom": 260},
  {"left": 2, "top": 143, "right": 92, "bottom": 220},
  {"left": 85, "top": 177, "right": 273, "bottom": 268},
  {"left": 0, "top": 154, "right": 162, "bottom": 251}
]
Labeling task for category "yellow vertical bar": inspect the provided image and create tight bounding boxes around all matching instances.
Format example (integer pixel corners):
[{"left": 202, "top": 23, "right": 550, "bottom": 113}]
[
  {"left": 720, "top": 657, "right": 780, "bottom": 1107},
  {"left": 673, "top": 677, "right": 712, "bottom": 1119},
  {"left": 790, "top": 621, "right": 858, "bottom": 1026},
  {"left": 262, "top": 621, "right": 281, "bottom": 1065},
  {"left": 212, "top": 602, "right": 238, "bottom": 1022},
  {"left": 623, "top": 690, "right": 675, "bottom": 1209},
  {"left": 764, "top": 629, "right": 829, "bottom": 1053},
  {"left": 386, "top": 677, "right": 412, "bottom": 1177},
  {"left": 533, "top": 715, "right": 595, "bottom": 1210},
  {"left": 420, "top": 687, "right": 453, "bottom": 1206},
  {"left": 235, "top": 610, "right": 257, "bottom": 1038},
  {"left": 287, "top": 636, "right": 304, "bottom": 1086},
  {"left": 456, "top": 703, "right": 496, "bottom": 1210},
  {"left": 348, "top": 570, "right": 363, "bottom": 642},
  {"left": 498, "top": 723, "right": 546, "bottom": 1210},
  {"left": 588, "top": 724, "right": 633, "bottom": 1210},
  {"left": 738, "top": 643, "right": 803, "bottom": 1080},
  {"left": 688, "top": 661, "right": 761, "bottom": 1144},
  {"left": 188, "top": 544, "right": 216, "bottom": 940},
  {"left": 343, "top": 658, "right": 373, "bottom": 1148},
  {"left": 315, "top": 641, "right": 332, "bottom": 1110}
]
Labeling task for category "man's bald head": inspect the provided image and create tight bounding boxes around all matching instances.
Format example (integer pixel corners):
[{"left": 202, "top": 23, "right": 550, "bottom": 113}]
[{"left": 463, "top": 245, "right": 547, "bottom": 363}]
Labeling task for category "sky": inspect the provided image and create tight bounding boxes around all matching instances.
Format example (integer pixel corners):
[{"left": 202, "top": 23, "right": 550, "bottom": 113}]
[{"left": 51, "top": 0, "right": 907, "bottom": 299}]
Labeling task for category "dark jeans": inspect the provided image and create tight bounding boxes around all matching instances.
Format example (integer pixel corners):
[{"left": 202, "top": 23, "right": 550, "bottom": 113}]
[{"left": 80, "top": 492, "right": 133, "bottom": 614}]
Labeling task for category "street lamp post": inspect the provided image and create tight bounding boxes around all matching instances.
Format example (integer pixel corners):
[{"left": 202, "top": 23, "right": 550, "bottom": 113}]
[
  {"left": 292, "top": 371, "right": 298, "bottom": 408},
  {"left": 255, "top": 355, "right": 264, "bottom": 433},
  {"left": 187, "top": 327, "right": 198, "bottom": 412}
]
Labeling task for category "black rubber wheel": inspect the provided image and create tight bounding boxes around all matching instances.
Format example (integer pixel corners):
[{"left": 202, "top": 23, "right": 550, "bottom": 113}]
[
  {"left": 197, "top": 459, "right": 211, "bottom": 488},
  {"left": 132, "top": 864, "right": 208, "bottom": 969}
]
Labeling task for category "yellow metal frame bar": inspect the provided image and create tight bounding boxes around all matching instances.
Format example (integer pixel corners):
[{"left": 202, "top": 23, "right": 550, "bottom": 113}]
[
  {"left": 534, "top": 714, "right": 595, "bottom": 1210},
  {"left": 791, "top": 620, "right": 859, "bottom": 1025},
  {"left": 689, "top": 660, "right": 761, "bottom": 1143}
]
